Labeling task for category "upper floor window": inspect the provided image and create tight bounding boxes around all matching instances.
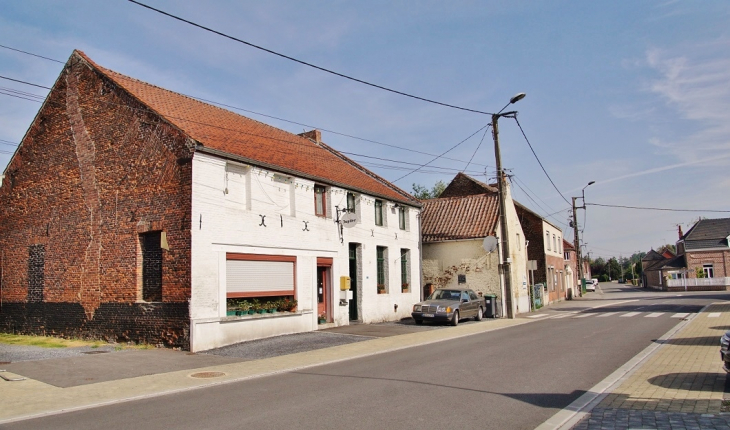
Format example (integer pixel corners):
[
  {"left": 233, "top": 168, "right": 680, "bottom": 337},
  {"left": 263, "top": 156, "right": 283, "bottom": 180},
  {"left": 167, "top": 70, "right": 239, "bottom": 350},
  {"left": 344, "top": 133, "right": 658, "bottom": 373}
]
[
  {"left": 347, "top": 192, "right": 356, "bottom": 213},
  {"left": 375, "top": 200, "right": 384, "bottom": 226},
  {"left": 398, "top": 206, "right": 406, "bottom": 230},
  {"left": 553, "top": 235, "right": 557, "bottom": 253},
  {"left": 314, "top": 185, "right": 327, "bottom": 217},
  {"left": 516, "top": 233, "right": 521, "bottom": 250},
  {"left": 546, "top": 232, "right": 550, "bottom": 251}
]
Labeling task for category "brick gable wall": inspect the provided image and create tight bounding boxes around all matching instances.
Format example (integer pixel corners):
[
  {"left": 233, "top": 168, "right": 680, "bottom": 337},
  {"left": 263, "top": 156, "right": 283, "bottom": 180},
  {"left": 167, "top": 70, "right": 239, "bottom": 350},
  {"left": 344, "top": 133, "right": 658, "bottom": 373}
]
[{"left": 0, "top": 56, "right": 193, "bottom": 348}]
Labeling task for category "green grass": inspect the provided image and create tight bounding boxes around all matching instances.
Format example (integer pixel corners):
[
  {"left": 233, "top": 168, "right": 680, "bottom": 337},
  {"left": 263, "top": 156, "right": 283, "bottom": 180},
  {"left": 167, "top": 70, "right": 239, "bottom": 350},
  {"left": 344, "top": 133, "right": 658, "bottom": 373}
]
[{"left": 0, "top": 333, "right": 107, "bottom": 349}]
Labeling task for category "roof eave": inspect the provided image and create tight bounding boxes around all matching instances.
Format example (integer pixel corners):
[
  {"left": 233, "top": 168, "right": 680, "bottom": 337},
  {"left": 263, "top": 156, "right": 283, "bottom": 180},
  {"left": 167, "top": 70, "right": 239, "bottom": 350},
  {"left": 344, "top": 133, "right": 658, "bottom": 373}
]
[{"left": 195, "top": 145, "right": 422, "bottom": 208}]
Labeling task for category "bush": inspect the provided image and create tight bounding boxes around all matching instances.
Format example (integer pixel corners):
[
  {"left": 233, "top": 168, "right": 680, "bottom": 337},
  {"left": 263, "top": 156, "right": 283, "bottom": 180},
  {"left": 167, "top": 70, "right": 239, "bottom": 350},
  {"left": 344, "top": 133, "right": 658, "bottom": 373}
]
[{"left": 598, "top": 274, "right": 609, "bottom": 282}]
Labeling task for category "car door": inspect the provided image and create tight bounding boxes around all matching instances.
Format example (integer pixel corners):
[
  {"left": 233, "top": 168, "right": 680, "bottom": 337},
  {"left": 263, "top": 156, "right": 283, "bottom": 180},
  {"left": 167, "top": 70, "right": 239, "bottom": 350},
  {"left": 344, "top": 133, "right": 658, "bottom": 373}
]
[{"left": 460, "top": 291, "right": 474, "bottom": 317}]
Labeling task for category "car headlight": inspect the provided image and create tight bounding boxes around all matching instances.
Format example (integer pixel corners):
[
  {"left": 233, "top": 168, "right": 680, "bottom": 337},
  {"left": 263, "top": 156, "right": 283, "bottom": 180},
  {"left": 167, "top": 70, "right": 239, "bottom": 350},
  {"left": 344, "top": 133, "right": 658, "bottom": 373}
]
[
  {"left": 413, "top": 305, "right": 421, "bottom": 312},
  {"left": 437, "top": 306, "right": 446, "bottom": 312}
]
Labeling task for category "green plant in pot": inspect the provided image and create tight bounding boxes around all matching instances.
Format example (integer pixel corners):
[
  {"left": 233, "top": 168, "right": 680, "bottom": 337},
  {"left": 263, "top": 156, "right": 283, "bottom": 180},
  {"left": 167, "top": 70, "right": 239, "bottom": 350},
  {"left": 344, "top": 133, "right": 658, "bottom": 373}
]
[{"left": 252, "top": 299, "right": 265, "bottom": 314}]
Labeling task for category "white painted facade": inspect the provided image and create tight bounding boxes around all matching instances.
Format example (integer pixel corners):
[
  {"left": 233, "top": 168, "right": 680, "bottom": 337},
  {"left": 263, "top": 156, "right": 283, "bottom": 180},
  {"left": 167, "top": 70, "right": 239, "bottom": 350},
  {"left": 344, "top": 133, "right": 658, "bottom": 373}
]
[
  {"left": 502, "top": 184, "right": 530, "bottom": 315},
  {"left": 189, "top": 152, "right": 421, "bottom": 352}
]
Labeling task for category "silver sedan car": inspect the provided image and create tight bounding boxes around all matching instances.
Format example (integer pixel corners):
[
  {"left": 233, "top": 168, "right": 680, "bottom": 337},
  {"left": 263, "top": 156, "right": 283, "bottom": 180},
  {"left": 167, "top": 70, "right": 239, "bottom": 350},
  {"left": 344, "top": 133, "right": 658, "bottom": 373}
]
[{"left": 411, "top": 288, "right": 485, "bottom": 326}]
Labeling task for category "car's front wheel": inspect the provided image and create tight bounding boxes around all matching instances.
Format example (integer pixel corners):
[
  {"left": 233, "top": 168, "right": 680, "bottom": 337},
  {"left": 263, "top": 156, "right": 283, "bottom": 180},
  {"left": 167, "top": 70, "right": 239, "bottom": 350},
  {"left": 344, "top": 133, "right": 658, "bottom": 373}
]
[
  {"left": 451, "top": 310, "right": 459, "bottom": 326},
  {"left": 475, "top": 307, "right": 483, "bottom": 321}
]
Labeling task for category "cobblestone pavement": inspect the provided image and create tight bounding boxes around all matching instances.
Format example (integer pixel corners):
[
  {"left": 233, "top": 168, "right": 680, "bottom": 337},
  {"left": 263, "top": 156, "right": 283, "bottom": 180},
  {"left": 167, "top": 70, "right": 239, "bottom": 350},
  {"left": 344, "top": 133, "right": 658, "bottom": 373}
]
[{"left": 570, "top": 303, "right": 730, "bottom": 430}]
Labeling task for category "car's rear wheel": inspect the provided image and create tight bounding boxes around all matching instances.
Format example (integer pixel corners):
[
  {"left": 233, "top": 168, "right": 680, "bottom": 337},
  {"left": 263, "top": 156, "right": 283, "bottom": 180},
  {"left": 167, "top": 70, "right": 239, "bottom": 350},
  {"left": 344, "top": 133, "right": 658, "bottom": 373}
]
[
  {"left": 475, "top": 307, "right": 483, "bottom": 321},
  {"left": 414, "top": 319, "right": 423, "bottom": 325},
  {"left": 451, "top": 310, "right": 459, "bottom": 326}
]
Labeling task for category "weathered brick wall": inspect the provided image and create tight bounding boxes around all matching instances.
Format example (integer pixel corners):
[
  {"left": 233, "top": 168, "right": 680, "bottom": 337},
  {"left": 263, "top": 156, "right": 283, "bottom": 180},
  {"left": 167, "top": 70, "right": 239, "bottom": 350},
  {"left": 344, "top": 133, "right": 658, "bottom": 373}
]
[{"left": 0, "top": 54, "right": 192, "bottom": 348}]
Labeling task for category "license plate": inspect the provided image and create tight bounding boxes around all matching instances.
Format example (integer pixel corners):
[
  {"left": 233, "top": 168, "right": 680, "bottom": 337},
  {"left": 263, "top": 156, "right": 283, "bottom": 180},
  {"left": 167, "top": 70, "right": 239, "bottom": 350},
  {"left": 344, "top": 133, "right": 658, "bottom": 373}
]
[{"left": 423, "top": 313, "right": 434, "bottom": 318}]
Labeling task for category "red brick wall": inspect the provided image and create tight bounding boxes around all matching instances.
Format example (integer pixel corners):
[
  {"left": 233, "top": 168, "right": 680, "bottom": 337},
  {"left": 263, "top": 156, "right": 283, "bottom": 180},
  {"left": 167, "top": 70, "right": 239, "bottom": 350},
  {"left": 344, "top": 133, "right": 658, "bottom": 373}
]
[
  {"left": 0, "top": 55, "right": 192, "bottom": 348},
  {"left": 685, "top": 250, "right": 730, "bottom": 278}
]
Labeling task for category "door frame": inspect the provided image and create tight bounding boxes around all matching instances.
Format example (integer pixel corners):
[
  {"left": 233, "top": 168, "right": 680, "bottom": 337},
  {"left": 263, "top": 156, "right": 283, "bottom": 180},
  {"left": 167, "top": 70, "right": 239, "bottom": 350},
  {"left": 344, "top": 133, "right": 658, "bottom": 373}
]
[{"left": 317, "top": 258, "right": 333, "bottom": 323}]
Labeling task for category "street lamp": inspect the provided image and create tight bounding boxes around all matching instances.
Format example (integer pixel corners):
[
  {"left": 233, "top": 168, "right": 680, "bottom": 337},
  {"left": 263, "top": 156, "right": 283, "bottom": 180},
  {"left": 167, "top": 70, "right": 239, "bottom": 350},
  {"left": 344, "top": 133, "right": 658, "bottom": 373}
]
[
  {"left": 572, "top": 181, "right": 594, "bottom": 296},
  {"left": 492, "top": 92, "right": 525, "bottom": 319}
]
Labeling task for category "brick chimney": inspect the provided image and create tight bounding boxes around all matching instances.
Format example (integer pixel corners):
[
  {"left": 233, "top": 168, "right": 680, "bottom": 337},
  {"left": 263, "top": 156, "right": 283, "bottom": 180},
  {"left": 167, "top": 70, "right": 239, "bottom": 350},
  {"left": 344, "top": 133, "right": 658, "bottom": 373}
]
[
  {"left": 298, "top": 129, "right": 321, "bottom": 144},
  {"left": 678, "top": 224, "right": 683, "bottom": 239}
]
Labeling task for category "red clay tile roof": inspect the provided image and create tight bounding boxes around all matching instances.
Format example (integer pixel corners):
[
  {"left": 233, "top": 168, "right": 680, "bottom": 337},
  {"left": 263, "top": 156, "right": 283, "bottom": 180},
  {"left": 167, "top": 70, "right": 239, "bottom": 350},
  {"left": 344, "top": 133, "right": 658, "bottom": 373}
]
[
  {"left": 74, "top": 51, "right": 417, "bottom": 206},
  {"left": 421, "top": 193, "right": 499, "bottom": 243},
  {"left": 563, "top": 239, "right": 575, "bottom": 250}
]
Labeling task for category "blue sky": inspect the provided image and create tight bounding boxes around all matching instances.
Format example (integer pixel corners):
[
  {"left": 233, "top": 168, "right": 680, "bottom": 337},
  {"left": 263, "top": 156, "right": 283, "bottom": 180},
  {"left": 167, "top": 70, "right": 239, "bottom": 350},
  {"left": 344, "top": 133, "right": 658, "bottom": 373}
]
[{"left": 1, "top": 1, "right": 729, "bottom": 260}]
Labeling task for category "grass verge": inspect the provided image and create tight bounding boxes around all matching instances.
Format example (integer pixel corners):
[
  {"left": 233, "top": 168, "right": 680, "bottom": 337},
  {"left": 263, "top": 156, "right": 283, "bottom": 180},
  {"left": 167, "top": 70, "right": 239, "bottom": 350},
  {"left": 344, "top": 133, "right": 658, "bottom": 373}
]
[{"left": 1, "top": 333, "right": 110, "bottom": 349}]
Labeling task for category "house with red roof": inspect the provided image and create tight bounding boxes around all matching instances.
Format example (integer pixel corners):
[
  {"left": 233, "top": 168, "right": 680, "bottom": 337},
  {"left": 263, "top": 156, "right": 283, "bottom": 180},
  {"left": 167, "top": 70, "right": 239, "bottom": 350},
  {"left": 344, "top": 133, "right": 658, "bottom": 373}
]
[
  {"left": 421, "top": 175, "right": 529, "bottom": 317},
  {"left": 0, "top": 51, "right": 422, "bottom": 351}
]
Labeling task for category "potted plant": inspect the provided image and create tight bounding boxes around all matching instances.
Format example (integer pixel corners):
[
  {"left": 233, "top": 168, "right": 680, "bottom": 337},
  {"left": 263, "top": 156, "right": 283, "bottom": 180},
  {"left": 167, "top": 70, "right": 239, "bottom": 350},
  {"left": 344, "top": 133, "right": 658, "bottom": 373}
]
[
  {"left": 318, "top": 313, "right": 327, "bottom": 324},
  {"left": 266, "top": 300, "right": 277, "bottom": 313},
  {"left": 252, "top": 299, "right": 265, "bottom": 314},
  {"left": 237, "top": 299, "right": 250, "bottom": 316},
  {"left": 377, "top": 284, "right": 386, "bottom": 294},
  {"left": 401, "top": 283, "right": 409, "bottom": 292},
  {"left": 280, "top": 298, "right": 297, "bottom": 312}
]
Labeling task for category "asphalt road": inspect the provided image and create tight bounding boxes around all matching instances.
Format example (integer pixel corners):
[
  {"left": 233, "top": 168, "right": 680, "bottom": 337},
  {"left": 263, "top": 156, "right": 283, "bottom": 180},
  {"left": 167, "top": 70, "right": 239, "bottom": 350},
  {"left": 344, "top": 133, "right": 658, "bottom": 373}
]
[{"left": 6, "top": 283, "right": 728, "bottom": 430}]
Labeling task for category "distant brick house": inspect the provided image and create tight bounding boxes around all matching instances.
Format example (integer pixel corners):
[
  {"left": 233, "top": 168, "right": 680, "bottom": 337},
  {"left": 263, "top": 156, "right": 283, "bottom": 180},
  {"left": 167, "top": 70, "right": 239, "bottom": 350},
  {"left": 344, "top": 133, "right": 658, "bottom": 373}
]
[
  {"left": 422, "top": 174, "right": 530, "bottom": 316},
  {"left": 0, "top": 50, "right": 421, "bottom": 351},
  {"left": 643, "top": 218, "right": 730, "bottom": 291}
]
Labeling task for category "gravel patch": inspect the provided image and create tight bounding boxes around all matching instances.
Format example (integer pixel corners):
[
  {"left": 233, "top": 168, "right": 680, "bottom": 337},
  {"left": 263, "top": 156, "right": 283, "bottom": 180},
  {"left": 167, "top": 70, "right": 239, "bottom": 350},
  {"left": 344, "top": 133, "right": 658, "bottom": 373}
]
[
  {"left": 0, "top": 343, "right": 121, "bottom": 364},
  {"left": 202, "top": 331, "right": 375, "bottom": 361}
]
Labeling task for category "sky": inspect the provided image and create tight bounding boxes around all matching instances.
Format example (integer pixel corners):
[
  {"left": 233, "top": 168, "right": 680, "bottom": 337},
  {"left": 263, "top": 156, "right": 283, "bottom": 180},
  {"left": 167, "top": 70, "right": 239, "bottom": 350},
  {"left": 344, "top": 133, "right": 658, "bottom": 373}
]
[{"left": 1, "top": 0, "right": 729, "bottom": 260}]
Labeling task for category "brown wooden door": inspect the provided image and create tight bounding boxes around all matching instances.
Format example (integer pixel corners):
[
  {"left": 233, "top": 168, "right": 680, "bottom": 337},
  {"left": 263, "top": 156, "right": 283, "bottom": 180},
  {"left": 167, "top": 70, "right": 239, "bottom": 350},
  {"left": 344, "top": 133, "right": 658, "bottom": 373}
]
[{"left": 317, "top": 266, "right": 328, "bottom": 321}]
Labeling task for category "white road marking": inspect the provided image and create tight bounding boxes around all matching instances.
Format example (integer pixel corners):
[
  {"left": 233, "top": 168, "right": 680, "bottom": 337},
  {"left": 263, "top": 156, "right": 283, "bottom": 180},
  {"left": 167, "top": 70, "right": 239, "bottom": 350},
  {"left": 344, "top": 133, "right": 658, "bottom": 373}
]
[
  {"left": 671, "top": 313, "right": 690, "bottom": 318},
  {"left": 708, "top": 312, "right": 721, "bottom": 318},
  {"left": 621, "top": 312, "right": 641, "bottom": 317},
  {"left": 527, "top": 314, "right": 549, "bottom": 319},
  {"left": 574, "top": 313, "right": 596, "bottom": 318},
  {"left": 550, "top": 313, "right": 577, "bottom": 319},
  {"left": 597, "top": 312, "right": 619, "bottom": 318},
  {"left": 645, "top": 312, "right": 663, "bottom": 318}
]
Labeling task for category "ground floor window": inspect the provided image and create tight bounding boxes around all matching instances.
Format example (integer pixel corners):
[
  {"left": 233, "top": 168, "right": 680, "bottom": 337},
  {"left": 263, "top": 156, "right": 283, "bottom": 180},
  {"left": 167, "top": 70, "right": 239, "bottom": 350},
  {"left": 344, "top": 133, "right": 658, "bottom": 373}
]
[
  {"left": 376, "top": 246, "right": 387, "bottom": 293},
  {"left": 703, "top": 264, "right": 714, "bottom": 278},
  {"left": 226, "top": 253, "right": 296, "bottom": 298},
  {"left": 140, "top": 231, "right": 162, "bottom": 302},
  {"left": 400, "top": 249, "right": 410, "bottom": 292}
]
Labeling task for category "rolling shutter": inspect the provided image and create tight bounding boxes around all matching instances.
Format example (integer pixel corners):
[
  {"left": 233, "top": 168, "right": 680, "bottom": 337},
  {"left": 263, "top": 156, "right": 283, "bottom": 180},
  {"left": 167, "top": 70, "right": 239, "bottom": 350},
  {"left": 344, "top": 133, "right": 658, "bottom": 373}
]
[{"left": 226, "top": 254, "right": 296, "bottom": 297}]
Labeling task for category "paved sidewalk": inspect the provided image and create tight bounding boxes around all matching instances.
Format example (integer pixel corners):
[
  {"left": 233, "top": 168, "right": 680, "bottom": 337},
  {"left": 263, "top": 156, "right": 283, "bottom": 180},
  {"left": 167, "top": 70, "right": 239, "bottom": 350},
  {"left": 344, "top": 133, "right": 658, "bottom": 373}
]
[{"left": 569, "top": 302, "right": 730, "bottom": 430}]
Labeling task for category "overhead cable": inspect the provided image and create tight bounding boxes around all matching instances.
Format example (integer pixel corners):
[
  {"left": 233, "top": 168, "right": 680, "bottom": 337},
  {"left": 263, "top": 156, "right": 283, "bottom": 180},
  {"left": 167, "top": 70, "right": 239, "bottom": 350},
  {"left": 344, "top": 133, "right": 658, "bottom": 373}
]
[
  {"left": 586, "top": 203, "right": 730, "bottom": 213},
  {"left": 512, "top": 116, "right": 571, "bottom": 206},
  {"left": 127, "top": 0, "right": 494, "bottom": 115}
]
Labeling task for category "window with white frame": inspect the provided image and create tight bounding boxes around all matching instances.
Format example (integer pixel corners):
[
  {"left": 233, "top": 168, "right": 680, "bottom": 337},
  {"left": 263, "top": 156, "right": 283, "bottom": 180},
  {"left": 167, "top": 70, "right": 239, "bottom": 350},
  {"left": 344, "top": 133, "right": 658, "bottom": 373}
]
[
  {"left": 546, "top": 231, "right": 550, "bottom": 251},
  {"left": 703, "top": 264, "right": 714, "bottom": 278}
]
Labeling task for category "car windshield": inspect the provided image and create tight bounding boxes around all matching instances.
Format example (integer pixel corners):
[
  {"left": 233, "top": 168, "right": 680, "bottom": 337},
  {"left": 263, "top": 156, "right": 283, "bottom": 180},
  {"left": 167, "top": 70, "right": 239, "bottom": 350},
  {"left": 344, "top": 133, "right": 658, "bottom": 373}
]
[{"left": 428, "top": 290, "right": 461, "bottom": 301}]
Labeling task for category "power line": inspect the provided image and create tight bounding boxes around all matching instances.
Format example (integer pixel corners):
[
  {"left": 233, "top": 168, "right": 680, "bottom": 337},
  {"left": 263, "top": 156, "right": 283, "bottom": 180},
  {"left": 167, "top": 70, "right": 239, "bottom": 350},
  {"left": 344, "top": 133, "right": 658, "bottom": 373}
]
[
  {"left": 586, "top": 202, "right": 730, "bottom": 213},
  {"left": 462, "top": 125, "right": 490, "bottom": 173},
  {"left": 392, "top": 125, "right": 489, "bottom": 183},
  {"left": 512, "top": 116, "right": 571, "bottom": 206},
  {"left": 0, "top": 44, "right": 64, "bottom": 64},
  {"left": 341, "top": 151, "right": 489, "bottom": 174},
  {"left": 127, "top": 0, "right": 496, "bottom": 116},
  {"left": 0, "top": 75, "right": 52, "bottom": 89}
]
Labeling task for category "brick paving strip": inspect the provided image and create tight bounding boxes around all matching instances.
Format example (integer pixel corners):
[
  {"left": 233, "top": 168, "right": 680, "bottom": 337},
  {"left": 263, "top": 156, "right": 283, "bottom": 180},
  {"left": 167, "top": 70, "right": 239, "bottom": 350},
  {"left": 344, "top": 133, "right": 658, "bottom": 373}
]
[{"left": 539, "top": 303, "right": 730, "bottom": 430}]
